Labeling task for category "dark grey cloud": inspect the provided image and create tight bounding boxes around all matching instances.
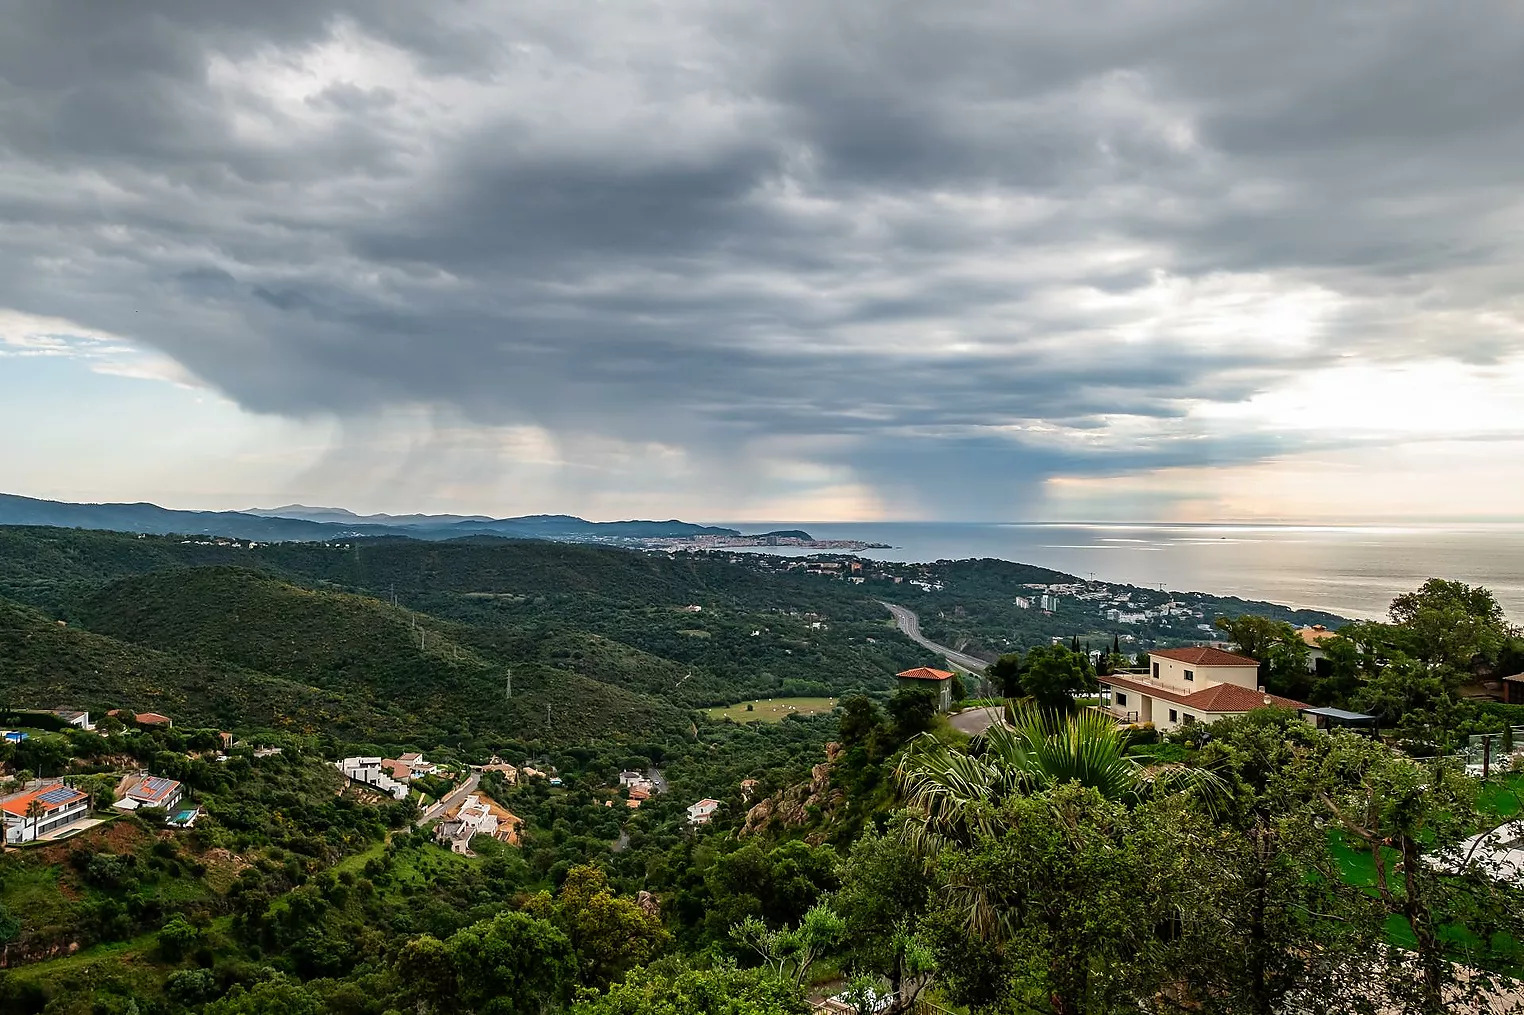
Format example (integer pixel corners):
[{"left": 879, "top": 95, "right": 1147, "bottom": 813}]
[{"left": 2, "top": 0, "right": 1523, "bottom": 517}]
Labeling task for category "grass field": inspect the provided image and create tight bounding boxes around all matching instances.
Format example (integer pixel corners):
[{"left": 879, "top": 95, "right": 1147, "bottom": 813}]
[{"left": 705, "top": 696, "right": 839, "bottom": 723}]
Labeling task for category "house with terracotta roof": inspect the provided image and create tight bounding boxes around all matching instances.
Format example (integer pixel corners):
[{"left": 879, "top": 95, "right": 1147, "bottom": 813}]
[
  {"left": 2, "top": 782, "right": 91, "bottom": 843},
  {"left": 107, "top": 710, "right": 173, "bottom": 728},
  {"left": 1098, "top": 646, "right": 1306, "bottom": 731},
  {"left": 1296, "top": 625, "right": 1339, "bottom": 672},
  {"left": 896, "top": 667, "right": 957, "bottom": 711}
]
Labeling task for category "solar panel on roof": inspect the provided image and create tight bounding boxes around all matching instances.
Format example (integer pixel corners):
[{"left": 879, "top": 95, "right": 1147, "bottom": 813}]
[
  {"left": 39, "top": 787, "right": 79, "bottom": 805},
  {"left": 143, "top": 778, "right": 174, "bottom": 792}
]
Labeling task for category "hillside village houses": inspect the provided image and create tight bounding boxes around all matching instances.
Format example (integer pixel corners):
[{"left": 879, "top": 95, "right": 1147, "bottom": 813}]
[
  {"left": 1098, "top": 646, "right": 1308, "bottom": 732},
  {"left": 434, "top": 793, "right": 521, "bottom": 855},
  {"left": 2, "top": 782, "right": 91, "bottom": 843}
]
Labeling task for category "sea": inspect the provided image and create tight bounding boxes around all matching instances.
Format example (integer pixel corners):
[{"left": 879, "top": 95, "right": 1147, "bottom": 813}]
[{"left": 715, "top": 522, "right": 1524, "bottom": 622}]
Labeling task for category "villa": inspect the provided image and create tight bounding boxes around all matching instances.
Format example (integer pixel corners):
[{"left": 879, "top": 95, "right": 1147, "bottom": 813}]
[
  {"left": 2, "top": 783, "right": 91, "bottom": 843},
  {"left": 114, "top": 775, "right": 185, "bottom": 812},
  {"left": 1098, "top": 647, "right": 1307, "bottom": 731}
]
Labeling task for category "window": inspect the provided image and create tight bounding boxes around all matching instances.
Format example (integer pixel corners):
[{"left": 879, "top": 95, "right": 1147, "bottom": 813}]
[
  {"left": 1115, "top": 692, "right": 1127, "bottom": 706},
  {"left": 1152, "top": 661, "right": 1160, "bottom": 678},
  {"left": 1184, "top": 713, "right": 1196, "bottom": 724},
  {"left": 1184, "top": 669, "right": 1194, "bottom": 682},
  {"left": 1168, "top": 709, "right": 1178, "bottom": 723}
]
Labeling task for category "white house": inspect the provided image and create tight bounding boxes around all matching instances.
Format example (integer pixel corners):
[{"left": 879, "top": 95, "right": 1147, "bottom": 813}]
[
  {"left": 337, "top": 757, "right": 409, "bottom": 800},
  {"left": 1097, "top": 647, "right": 1306, "bottom": 732},
  {"left": 687, "top": 798, "right": 721, "bottom": 825},
  {"left": 2, "top": 783, "right": 91, "bottom": 843},
  {"left": 398, "top": 752, "right": 439, "bottom": 776},
  {"left": 114, "top": 775, "right": 184, "bottom": 812}
]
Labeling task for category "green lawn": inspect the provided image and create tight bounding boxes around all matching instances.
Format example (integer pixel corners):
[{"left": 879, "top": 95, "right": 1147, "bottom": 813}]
[{"left": 705, "top": 697, "right": 839, "bottom": 723}]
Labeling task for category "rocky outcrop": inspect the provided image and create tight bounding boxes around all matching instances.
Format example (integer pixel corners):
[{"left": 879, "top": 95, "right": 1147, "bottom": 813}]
[{"left": 739, "top": 745, "right": 845, "bottom": 838}]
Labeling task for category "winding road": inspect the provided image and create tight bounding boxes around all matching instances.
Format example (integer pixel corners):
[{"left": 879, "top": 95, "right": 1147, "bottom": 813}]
[
  {"left": 881, "top": 601, "right": 1005, "bottom": 736},
  {"left": 880, "top": 601, "right": 991, "bottom": 673}
]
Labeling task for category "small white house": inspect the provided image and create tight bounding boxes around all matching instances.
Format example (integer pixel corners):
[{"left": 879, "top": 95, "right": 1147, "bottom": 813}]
[{"left": 687, "top": 798, "right": 721, "bottom": 825}]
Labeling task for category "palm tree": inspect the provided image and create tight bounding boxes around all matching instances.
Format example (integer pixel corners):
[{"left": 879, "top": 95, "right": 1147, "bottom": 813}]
[
  {"left": 897, "top": 705, "right": 1223, "bottom": 854},
  {"left": 24, "top": 799, "right": 45, "bottom": 842}
]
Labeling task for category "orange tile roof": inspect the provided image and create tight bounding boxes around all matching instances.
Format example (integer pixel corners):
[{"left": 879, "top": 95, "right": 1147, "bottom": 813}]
[
  {"left": 135, "top": 712, "right": 173, "bottom": 725},
  {"left": 1101, "top": 673, "right": 1306, "bottom": 713},
  {"left": 897, "top": 667, "right": 956, "bottom": 681},
  {"left": 1297, "top": 625, "right": 1338, "bottom": 648},
  {"left": 2, "top": 784, "right": 87, "bottom": 817},
  {"left": 1150, "top": 646, "right": 1259, "bottom": 667}
]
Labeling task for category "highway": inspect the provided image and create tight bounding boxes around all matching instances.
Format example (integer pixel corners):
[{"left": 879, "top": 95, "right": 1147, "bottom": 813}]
[{"left": 879, "top": 601, "right": 991, "bottom": 673}]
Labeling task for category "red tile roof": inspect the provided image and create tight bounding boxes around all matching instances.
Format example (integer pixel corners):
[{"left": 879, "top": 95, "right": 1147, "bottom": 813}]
[
  {"left": 897, "top": 667, "right": 956, "bottom": 681},
  {"left": 1297, "top": 625, "right": 1338, "bottom": 648},
  {"left": 135, "top": 712, "right": 173, "bottom": 726},
  {"left": 1101, "top": 673, "right": 1306, "bottom": 713},
  {"left": 1150, "top": 646, "right": 1259, "bottom": 667}
]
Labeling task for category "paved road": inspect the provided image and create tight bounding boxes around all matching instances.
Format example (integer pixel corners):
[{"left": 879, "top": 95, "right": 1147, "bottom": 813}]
[
  {"left": 880, "top": 601, "right": 991, "bottom": 673},
  {"left": 416, "top": 772, "right": 480, "bottom": 827},
  {"left": 949, "top": 706, "right": 1006, "bottom": 737}
]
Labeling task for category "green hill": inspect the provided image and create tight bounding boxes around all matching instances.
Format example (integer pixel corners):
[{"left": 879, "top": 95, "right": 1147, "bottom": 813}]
[
  {"left": 0, "top": 597, "right": 396, "bottom": 735},
  {"left": 70, "top": 567, "right": 687, "bottom": 743}
]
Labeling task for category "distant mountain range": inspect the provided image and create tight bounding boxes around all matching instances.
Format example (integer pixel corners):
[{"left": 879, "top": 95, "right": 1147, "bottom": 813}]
[{"left": 0, "top": 493, "right": 745, "bottom": 544}]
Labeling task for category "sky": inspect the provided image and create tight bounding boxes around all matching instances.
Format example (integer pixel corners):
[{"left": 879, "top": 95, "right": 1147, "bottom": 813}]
[{"left": 2, "top": 1, "right": 1523, "bottom": 523}]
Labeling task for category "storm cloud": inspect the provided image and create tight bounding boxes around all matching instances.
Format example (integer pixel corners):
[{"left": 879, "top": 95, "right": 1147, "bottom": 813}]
[{"left": 3, "top": 1, "right": 1522, "bottom": 517}]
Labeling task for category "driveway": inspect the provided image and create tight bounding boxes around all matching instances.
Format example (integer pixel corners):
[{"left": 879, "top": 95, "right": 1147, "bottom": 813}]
[
  {"left": 949, "top": 706, "right": 1006, "bottom": 737},
  {"left": 416, "top": 772, "right": 480, "bottom": 827}
]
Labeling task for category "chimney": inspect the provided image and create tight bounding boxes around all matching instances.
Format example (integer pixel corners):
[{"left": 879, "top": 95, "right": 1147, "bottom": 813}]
[{"left": 1257, "top": 685, "right": 1266, "bottom": 693}]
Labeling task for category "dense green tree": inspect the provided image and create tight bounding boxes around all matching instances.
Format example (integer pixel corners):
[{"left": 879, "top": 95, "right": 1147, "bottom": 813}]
[
  {"left": 1389, "top": 578, "right": 1508, "bottom": 674},
  {"left": 524, "top": 863, "right": 668, "bottom": 989},
  {"left": 925, "top": 784, "right": 1194, "bottom": 1015},
  {"left": 446, "top": 911, "right": 578, "bottom": 1014},
  {"left": 571, "top": 963, "right": 809, "bottom": 1015},
  {"left": 986, "top": 652, "right": 1023, "bottom": 698},
  {"left": 834, "top": 824, "right": 934, "bottom": 1012},
  {"left": 395, "top": 933, "right": 458, "bottom": 1012},
  {"left": 203, "top": 975, "right": 325, "bottom": 1015},
  {"left": 1017, "top": 644, "right": 1094, "bottom": 712},
  {"left": 837, "top": 696, "right": 884, "bottom": 750},
  {"left": 1352, "top": 658, "right": 1474, "bottom": 746},
  {"left": 885, "top": 687, "right": 938, "bottom": 740}
]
